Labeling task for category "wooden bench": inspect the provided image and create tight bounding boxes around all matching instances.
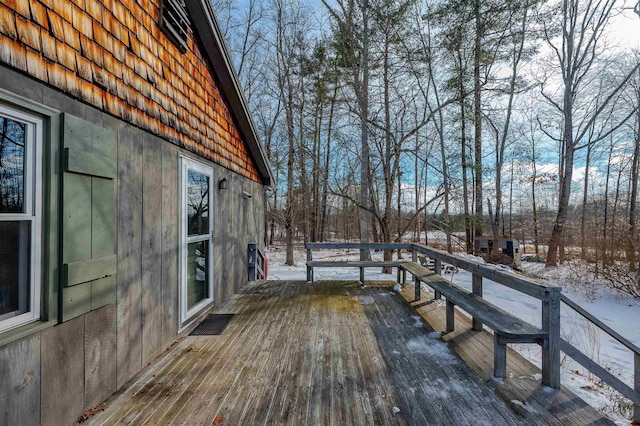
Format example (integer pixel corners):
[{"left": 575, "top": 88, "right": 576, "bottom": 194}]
[
  {"left": 400, "top": 262, "right": 549, "bottom": 380},
  {"left": 306, "top": 260, "right": 407, "bottom": 285}
]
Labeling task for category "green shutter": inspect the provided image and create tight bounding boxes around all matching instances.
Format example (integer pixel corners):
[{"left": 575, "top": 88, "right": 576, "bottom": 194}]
[{"left": 60, "top": 114, "right": 116, "bottom": 322}]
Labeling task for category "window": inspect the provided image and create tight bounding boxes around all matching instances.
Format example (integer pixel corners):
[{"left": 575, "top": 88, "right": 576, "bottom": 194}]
[
  {"left": 160, "top": 0, "right": 189, "bottom": 53},
  {"left": 0, "top": 105, "right": 42, "bottom": 332},
  {"left": 180, "top": 157, "right": 214, "bottom": 326}
]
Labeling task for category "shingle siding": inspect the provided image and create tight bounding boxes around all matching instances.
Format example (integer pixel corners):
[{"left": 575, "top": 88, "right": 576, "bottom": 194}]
[{"left": 0, "top": 0, "right": 260, "bottom": 182}]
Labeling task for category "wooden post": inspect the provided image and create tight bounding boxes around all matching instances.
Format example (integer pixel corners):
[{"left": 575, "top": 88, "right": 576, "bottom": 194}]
[
  {"left": 412, "top": 248, "right": 417, "bottom": 263},
  {"left": 446, "top": 300, "right": 455, "bottom": 333},
  {"left": 306, "top": 247, "right": 312, "bottom": 283},
  {"left": 360, "top": 267, "right": 365, "bottom": 286},
  {"left": 414, "top": 275, "right": 420, "bottom": 301},
  {"left": 435, "top": 259, "right": 441, "bottom": 275},
  {"left": 634, "top": 352, "right": 640, "bottom": 424},
  {"left": 494, "top": 335, "right": 507, "bottom": 379},
  {"left": 542, "top": 288, "right": 561, "bottom": 389},
  {"left": 472, "top": 273, "right": 483, "bottom": 331}
]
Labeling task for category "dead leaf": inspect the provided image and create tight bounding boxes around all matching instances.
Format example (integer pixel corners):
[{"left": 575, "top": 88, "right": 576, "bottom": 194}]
[{"left": 213, "top": 416, "right": 224, "bottom": 424}]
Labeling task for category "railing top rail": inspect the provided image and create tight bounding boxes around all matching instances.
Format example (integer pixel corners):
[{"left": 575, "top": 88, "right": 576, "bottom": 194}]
[
  {"left": 305, "top": 242, "right": 413, "bottom": 250},
  {"left": 411, "top": 243, "right": 560, "bottom": 300},
  {"left": 305, "top": 241, "right": 559, "bottom": 300},
  {"left": 561, "top": 293, "right": 640, "bottom": 356}
]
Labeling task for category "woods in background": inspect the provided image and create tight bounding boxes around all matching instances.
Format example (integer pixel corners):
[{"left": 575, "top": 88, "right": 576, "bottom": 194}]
[{"left": 211, "top": 0, "right": 640, "bottom": 285}]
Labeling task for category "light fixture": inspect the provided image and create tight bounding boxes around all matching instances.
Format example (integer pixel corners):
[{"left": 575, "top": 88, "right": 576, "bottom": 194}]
[{"left": 218, "top": 178, "right": 227, "bottom": 190}]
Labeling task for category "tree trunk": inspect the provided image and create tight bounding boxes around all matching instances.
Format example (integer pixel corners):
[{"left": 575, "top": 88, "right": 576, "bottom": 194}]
[
  {"left": 628, "top": 82, "right": 640, "bottom": 271},
  {"left": 473, "top": 0, "right": 483, "bottom": 238},
  {"left": 359, "top": 0, "right": 371, "bottom": 261},
  {"left": 580, "top": 142, "right": 592, "bottom": 259},
  {"left": 458, "top": 48, "right": 472, "bottom": 253}
]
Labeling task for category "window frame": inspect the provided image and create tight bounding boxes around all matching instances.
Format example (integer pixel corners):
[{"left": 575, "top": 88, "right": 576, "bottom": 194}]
[
  {"left": 0, "top": 104, "right": 43, "bottom": 332},
  {"left": 179, "top": 155, "right": 215, "bottom": 327}
]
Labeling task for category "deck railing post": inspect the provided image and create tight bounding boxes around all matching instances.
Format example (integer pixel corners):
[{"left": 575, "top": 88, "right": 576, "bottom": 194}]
[
  {"left": 434, "top": 259, "right": 441, "bottom": 275},
  {"left": 542, "top": 287, "right": 561, "bottom": 389},
  {"left": 472, "top": 272, "right": 483, "bottom": 331},
  {"left": 635, "top": 352, "right": 640, "bottom": 423},
  {"left": 412, "top": 249, "right": 417, "bottom": 263},
  {"left": 306, "top": 247, "right": 312, "bottom": 283}
]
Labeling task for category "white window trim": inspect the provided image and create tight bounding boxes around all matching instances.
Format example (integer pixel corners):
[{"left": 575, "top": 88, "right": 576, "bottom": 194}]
[
  {"left": 0, "top": 105, "right": 42, "bottom": 332},
  {"left": 179, "top": 156, "right": 214, "bottom": 327}
]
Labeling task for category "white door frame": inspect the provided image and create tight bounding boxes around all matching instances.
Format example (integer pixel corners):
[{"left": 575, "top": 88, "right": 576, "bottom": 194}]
[{"left": 179, "top": 156, "right": 214, "bottom": 327}]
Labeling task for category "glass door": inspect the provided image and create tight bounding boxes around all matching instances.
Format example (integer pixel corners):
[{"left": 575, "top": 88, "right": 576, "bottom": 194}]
[{"left": 180, "top": 157, "right": 214, "bottom": 325}]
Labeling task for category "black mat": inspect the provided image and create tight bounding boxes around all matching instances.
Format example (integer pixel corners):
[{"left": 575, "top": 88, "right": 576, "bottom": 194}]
[{"left": 189, "top": 314, "right": 235, "bottom": 336}]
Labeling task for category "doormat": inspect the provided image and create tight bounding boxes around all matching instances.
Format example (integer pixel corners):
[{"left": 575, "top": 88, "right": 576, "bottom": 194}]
[{"left": 189, "top": 314, "right": 235, "bottom": 336}]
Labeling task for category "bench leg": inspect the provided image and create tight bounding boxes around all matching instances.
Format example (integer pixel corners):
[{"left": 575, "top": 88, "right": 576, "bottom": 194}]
[
  {"left": 494, "top": 335, "right": 507, "bottom": 379},
  {"left": 402, "top": 269, "right": 406, "bottom": 284},
  {"left": 307, "top": 266, "right": 313, "bottom": 284},
  {"left": 360, "top": 267, "right": 365, "bottom": 287},
  {"left": 445, "top": 300, "right": 455, "bottom": 333},
  {"left": 434, "top": 290, "right": 441, "bottom": 300},
  {"left": 414, "top": 278, "right": 420, "bottom": 301},
  {"left": 397, "top": 267, "right": 401, "bottom": 285}
]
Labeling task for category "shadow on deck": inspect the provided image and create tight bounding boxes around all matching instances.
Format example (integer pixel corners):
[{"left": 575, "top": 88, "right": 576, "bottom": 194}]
[{"left": 85, "top": 280, "right": 613, "bottom": 425}]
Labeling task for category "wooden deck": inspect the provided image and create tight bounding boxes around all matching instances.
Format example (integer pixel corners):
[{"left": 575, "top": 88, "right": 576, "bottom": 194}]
[{"left": 85, "top": 280, "right": 612, "bottom": 425}]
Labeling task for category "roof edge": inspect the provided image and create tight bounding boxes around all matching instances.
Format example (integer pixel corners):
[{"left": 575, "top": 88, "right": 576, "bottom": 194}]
[{"left": 186, "top": 0, "right": 274, "bottom": 186}]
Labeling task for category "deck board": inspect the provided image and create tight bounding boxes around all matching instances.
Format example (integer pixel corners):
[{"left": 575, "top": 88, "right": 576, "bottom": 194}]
[
  {"left": 398, "top": 282, "right": 614, "bottom": 425},
  {"left": 85, "top": 280, "right": 611, "bottom": 425}
]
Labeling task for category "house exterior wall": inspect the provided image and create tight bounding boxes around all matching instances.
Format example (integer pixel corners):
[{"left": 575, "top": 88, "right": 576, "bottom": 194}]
[
  {"left": 0, "top": 0, "right": 269, "bottom": 423},
  {"left": 0, "top": 64, "right": 265, "bottom": 425},
  {"left": 0, "top": 0, "right": 261, "bottom": 182}
]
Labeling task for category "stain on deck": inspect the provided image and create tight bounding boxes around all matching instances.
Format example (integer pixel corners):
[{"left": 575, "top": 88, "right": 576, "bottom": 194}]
[{"left": 85, "top": 280, "right": 610, "bottom": 425}]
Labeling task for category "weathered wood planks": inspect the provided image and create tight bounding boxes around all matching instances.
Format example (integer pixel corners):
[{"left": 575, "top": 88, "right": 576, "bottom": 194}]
[
  {"left": 84, "top": 280, "right": 608, "bottom": 425},
  {"left": 141, "top": 133, "right": 163, "bottom": 365},
  {"left": 116, "top": 124, "right": 143, "bottom": 388},
  {"left": 41, "top": 317, "right": 84, "bottom": 426},
  {"left": 0, "top": 335, "right": 41, "bottom": 426},
  {"left": 161, "top": 143, "right": 179, "bottom": 347},
  {"left": 398, "top": 284, "right": 614, "bottom": 425}
]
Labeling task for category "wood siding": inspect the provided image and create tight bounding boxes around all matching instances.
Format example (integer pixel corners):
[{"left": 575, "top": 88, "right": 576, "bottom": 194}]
[
  {"left": 0, "top": 0, "right": 261, "bottom": 182},
  {"left": 0, "top": 66, "right": 265, "bottom": 426}
]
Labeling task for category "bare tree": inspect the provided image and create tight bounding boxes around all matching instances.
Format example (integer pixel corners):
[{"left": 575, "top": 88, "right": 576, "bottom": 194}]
[{"left": 542, "top": 0, "right": 640, "bottom": 266}]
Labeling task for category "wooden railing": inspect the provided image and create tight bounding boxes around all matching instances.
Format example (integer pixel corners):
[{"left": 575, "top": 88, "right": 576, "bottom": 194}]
[
  {"left": 247, "top": 243, "right": 266, "bottom": 281},
  {"left": 304, "top": 241, "right": 640, "bottom": 419},
  {"left": 559, "top": 294, "right": 640, "bottom": 423},
  {"left": 410, "top": 243, "right": 561, "bottom": 389}
]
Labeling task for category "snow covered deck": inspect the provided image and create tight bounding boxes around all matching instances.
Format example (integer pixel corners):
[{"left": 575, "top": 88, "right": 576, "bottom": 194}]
[{"left": 86, "top": 280, "right": 612, "bottom": 425}]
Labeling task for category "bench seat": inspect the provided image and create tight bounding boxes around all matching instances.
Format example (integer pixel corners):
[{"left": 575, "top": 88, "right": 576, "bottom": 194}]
[
  {"left": 306, "top": 260, "right": 408, "bottom": 284},
  {"left": 400, "top": 262, "right": 548, "bottom": 379},
  {"left": 306, "top": 260, "right": 407, "bottom": 268}
]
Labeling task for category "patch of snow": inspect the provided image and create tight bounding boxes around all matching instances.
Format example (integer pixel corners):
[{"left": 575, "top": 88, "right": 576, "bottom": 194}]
[
  {"left": 406, "top": 337, "right": 458, "bottom": 364},
  {"left": 510, "top": 400, "right": 537, "bottom": 414}
]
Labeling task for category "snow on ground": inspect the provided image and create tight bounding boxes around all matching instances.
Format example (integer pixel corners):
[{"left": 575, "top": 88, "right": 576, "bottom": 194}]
[{"left": 265, "top": 245, "right": 640, "bottom": 424}]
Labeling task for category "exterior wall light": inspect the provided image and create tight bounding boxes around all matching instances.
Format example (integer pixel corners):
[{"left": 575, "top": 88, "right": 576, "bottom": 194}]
[{"left": 218, "top": 178, "right": 227, "bottom": 190}]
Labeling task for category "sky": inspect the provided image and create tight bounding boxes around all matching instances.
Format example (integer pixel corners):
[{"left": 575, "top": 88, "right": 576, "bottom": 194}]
[{"left": 610, "top": 2, "right": 640, "bottom": 45}]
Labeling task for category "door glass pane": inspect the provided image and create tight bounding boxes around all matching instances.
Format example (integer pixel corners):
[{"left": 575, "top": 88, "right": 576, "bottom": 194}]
[
  {"left": 187, "top": 241, "right": 209, "bottom": 309},
  {"left": 0, "top": 221, "right": 31, "bottom": 321},
  {"left": 187, "top": 170, "right": 209, "bottom": 236},
  {"left": 0, "top": 116, "right": 27, "bottom": 213}
]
